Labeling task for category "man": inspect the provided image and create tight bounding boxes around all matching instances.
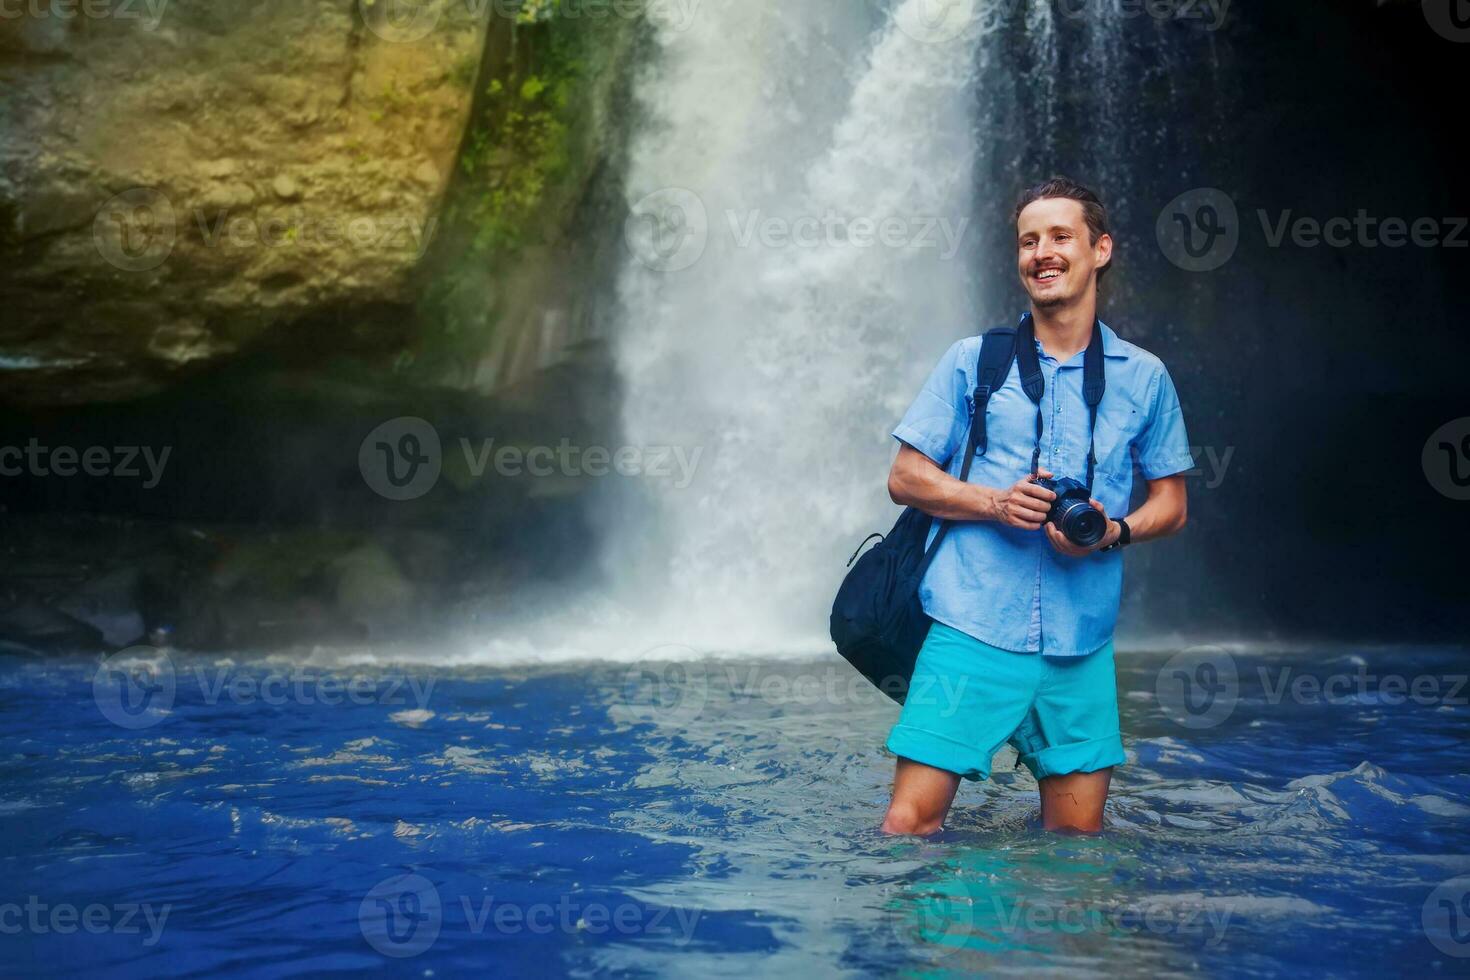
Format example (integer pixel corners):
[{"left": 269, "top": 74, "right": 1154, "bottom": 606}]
[{"left": 879, "top": 176, "right": 1193, "bottom": 835}]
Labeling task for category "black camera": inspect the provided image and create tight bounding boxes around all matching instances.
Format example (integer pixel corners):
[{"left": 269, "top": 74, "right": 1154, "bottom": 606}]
[{"left": 1034, "top": 476, "right": 1109, "bottom": 547}]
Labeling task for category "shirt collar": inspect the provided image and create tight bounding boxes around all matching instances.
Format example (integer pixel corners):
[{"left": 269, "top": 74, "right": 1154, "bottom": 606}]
[
  {"left": 1099, "top": 320, "right": 1130, "bottom": 359},
  {"left": 1021, "top": 315, "right": 1131, "bottom": 360}
]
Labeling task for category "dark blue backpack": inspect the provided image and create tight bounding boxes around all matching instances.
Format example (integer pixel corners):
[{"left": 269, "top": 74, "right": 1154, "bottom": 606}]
[{"left": 828, "top": 326, "right": 1021, "bottom": 704}]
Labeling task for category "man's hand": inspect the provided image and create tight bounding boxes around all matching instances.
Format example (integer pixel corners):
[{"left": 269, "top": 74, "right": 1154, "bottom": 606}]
[
  {"left": 1044, "top": 498, "right": 1121, "bottom": 558},
  {"left": 990, "top": 469, "right": 1057, "bottom": 531}
]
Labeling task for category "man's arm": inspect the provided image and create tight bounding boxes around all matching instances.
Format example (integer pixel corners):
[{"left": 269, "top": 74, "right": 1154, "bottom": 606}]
[
  {"left": 1118, "top": 474, "right": 1188, "bottom": 544},
  {"left": 888, "top": 444, "right": 1058, "bottom": 530}
]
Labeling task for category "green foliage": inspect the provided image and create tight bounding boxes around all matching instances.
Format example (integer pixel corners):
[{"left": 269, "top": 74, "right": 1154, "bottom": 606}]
[{"left": 406, "top": 0, "right": 627, "bottom": 380}]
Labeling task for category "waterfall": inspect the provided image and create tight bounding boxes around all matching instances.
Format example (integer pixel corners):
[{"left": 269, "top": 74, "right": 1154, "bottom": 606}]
[{"left": 610, "top": 0, "right": 986, "bottom": 652}]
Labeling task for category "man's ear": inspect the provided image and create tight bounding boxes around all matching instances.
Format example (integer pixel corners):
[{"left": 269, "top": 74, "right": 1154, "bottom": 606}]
[{"left": 1094, "top": 232, "right": 1114, "bottom": 274}]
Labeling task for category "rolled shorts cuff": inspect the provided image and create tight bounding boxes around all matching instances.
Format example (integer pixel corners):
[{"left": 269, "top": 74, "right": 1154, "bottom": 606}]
[
  {"left": 885, "top": 723, "right": 992, "bottom": 782},
  {"left": 1018, "top": 732, "right": 1126, "bottom": 781}
]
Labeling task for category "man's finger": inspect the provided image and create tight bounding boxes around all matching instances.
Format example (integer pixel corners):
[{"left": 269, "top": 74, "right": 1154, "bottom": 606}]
[{"left": 1017, "top": 483, "right": 1056, "bottom": 501}]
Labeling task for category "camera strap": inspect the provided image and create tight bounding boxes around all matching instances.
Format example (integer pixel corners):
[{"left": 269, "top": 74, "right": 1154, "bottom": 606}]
[{"left": 1015, "top": 313, "right": 1108, "bottom": 489}]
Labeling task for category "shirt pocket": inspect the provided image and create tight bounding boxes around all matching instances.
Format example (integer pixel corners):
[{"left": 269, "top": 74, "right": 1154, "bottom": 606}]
[{"left": 1092, "top": 406, "right": 1144, "bottom": 488}]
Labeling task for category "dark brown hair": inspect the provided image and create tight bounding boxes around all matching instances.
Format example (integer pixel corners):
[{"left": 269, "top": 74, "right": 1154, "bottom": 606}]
[{"left": 1014, "top": 176, "right": 1112, "bottom": 282}]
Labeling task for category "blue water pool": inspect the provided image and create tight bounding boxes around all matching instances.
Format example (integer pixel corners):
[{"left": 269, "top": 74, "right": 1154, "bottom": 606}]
[{"left": 2, "top": 646, "right": 1469, "bottom": 977}]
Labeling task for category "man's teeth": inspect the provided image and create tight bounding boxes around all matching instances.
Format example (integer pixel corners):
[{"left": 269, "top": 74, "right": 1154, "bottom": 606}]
[{"left": 1037, "top": 269, "right": 1062, "bottom": 280}]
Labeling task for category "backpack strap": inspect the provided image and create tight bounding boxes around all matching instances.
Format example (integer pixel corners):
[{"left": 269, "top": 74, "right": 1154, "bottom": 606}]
[
  {"left": 969, "top": 325, "right": 1020, "bottom": 463},
  {"left": 918, "top": 327, "right": 1019, "bottom": 570}
]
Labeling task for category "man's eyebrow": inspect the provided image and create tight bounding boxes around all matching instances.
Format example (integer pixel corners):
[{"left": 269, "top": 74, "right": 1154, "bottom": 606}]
[{"left": 1017, "top": 224, "right": 1081, "bottom": 240}]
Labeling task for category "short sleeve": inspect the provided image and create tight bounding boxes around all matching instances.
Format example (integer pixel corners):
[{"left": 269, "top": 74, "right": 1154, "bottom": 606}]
[
  {"left": 892, "top": 339, "right": 970, "bottom": 466},
  {"left": 1134, "top": 364, "right": 1196, "bottom": 479}
]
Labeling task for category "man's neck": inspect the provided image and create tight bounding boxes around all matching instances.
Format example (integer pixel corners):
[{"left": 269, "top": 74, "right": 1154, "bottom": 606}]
[{"left": 1031, "top": 301, "right": 1098, "bottom": 362}]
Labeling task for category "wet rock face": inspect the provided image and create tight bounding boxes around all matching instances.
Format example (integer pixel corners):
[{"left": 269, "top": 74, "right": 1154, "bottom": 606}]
[{"left": 0, "top": 0, "right": 489, "bottom": 405}]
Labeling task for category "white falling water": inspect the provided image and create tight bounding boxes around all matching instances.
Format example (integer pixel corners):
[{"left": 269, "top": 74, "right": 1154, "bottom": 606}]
[{"left": 610, "top": 0, "right": 986, "bottom": 653}]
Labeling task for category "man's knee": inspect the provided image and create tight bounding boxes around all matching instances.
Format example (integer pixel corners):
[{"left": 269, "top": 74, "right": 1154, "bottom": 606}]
[{"left": 881, "top": 801, "right": 944, "bottom": 836}]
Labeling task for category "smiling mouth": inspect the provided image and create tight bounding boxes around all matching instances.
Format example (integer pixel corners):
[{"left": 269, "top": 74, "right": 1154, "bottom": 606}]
[{"left": 1033, "top": 267, "right": 1065, "bottom": 284}]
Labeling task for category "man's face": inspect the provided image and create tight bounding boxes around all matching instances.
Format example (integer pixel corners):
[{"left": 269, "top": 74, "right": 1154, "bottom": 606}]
[{"left": 1016, "top": 197, "right": 1112, "bottom": 310}]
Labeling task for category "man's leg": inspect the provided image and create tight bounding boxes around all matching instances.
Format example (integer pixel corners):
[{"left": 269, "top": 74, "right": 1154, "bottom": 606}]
[
  {"left": 881, "top": 756, "right": 962, "bottom": 835},
  {"left": 1038, "top": 767, "right": 1112, "bottom": 832}
]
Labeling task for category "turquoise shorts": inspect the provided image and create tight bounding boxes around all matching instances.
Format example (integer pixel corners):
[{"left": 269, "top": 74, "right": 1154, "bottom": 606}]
[{"left": 885, "top": 621, "right": 1127, "bottom": 782}]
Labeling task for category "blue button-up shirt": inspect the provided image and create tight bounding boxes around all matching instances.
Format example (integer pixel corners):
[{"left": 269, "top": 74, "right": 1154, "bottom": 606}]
[{"left": 892, "top": 319, "right": 1195, "bottom": 656}]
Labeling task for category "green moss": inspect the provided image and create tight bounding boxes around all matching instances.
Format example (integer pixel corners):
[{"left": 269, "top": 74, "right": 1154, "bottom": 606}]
[
  {"left": 448, "top": 53, "right": 479, "bottom": 88},
  {"left": 452, "top": 52, "right": 579, "bottom": 253},
  {"left": 402, "top": 0, "right": 637, "bottom": 382}
]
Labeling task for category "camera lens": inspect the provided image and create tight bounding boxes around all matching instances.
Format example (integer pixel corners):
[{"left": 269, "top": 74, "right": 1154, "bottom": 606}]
[{"left": 1057, "top": 499, "right": 1107, "bottom": 547}]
